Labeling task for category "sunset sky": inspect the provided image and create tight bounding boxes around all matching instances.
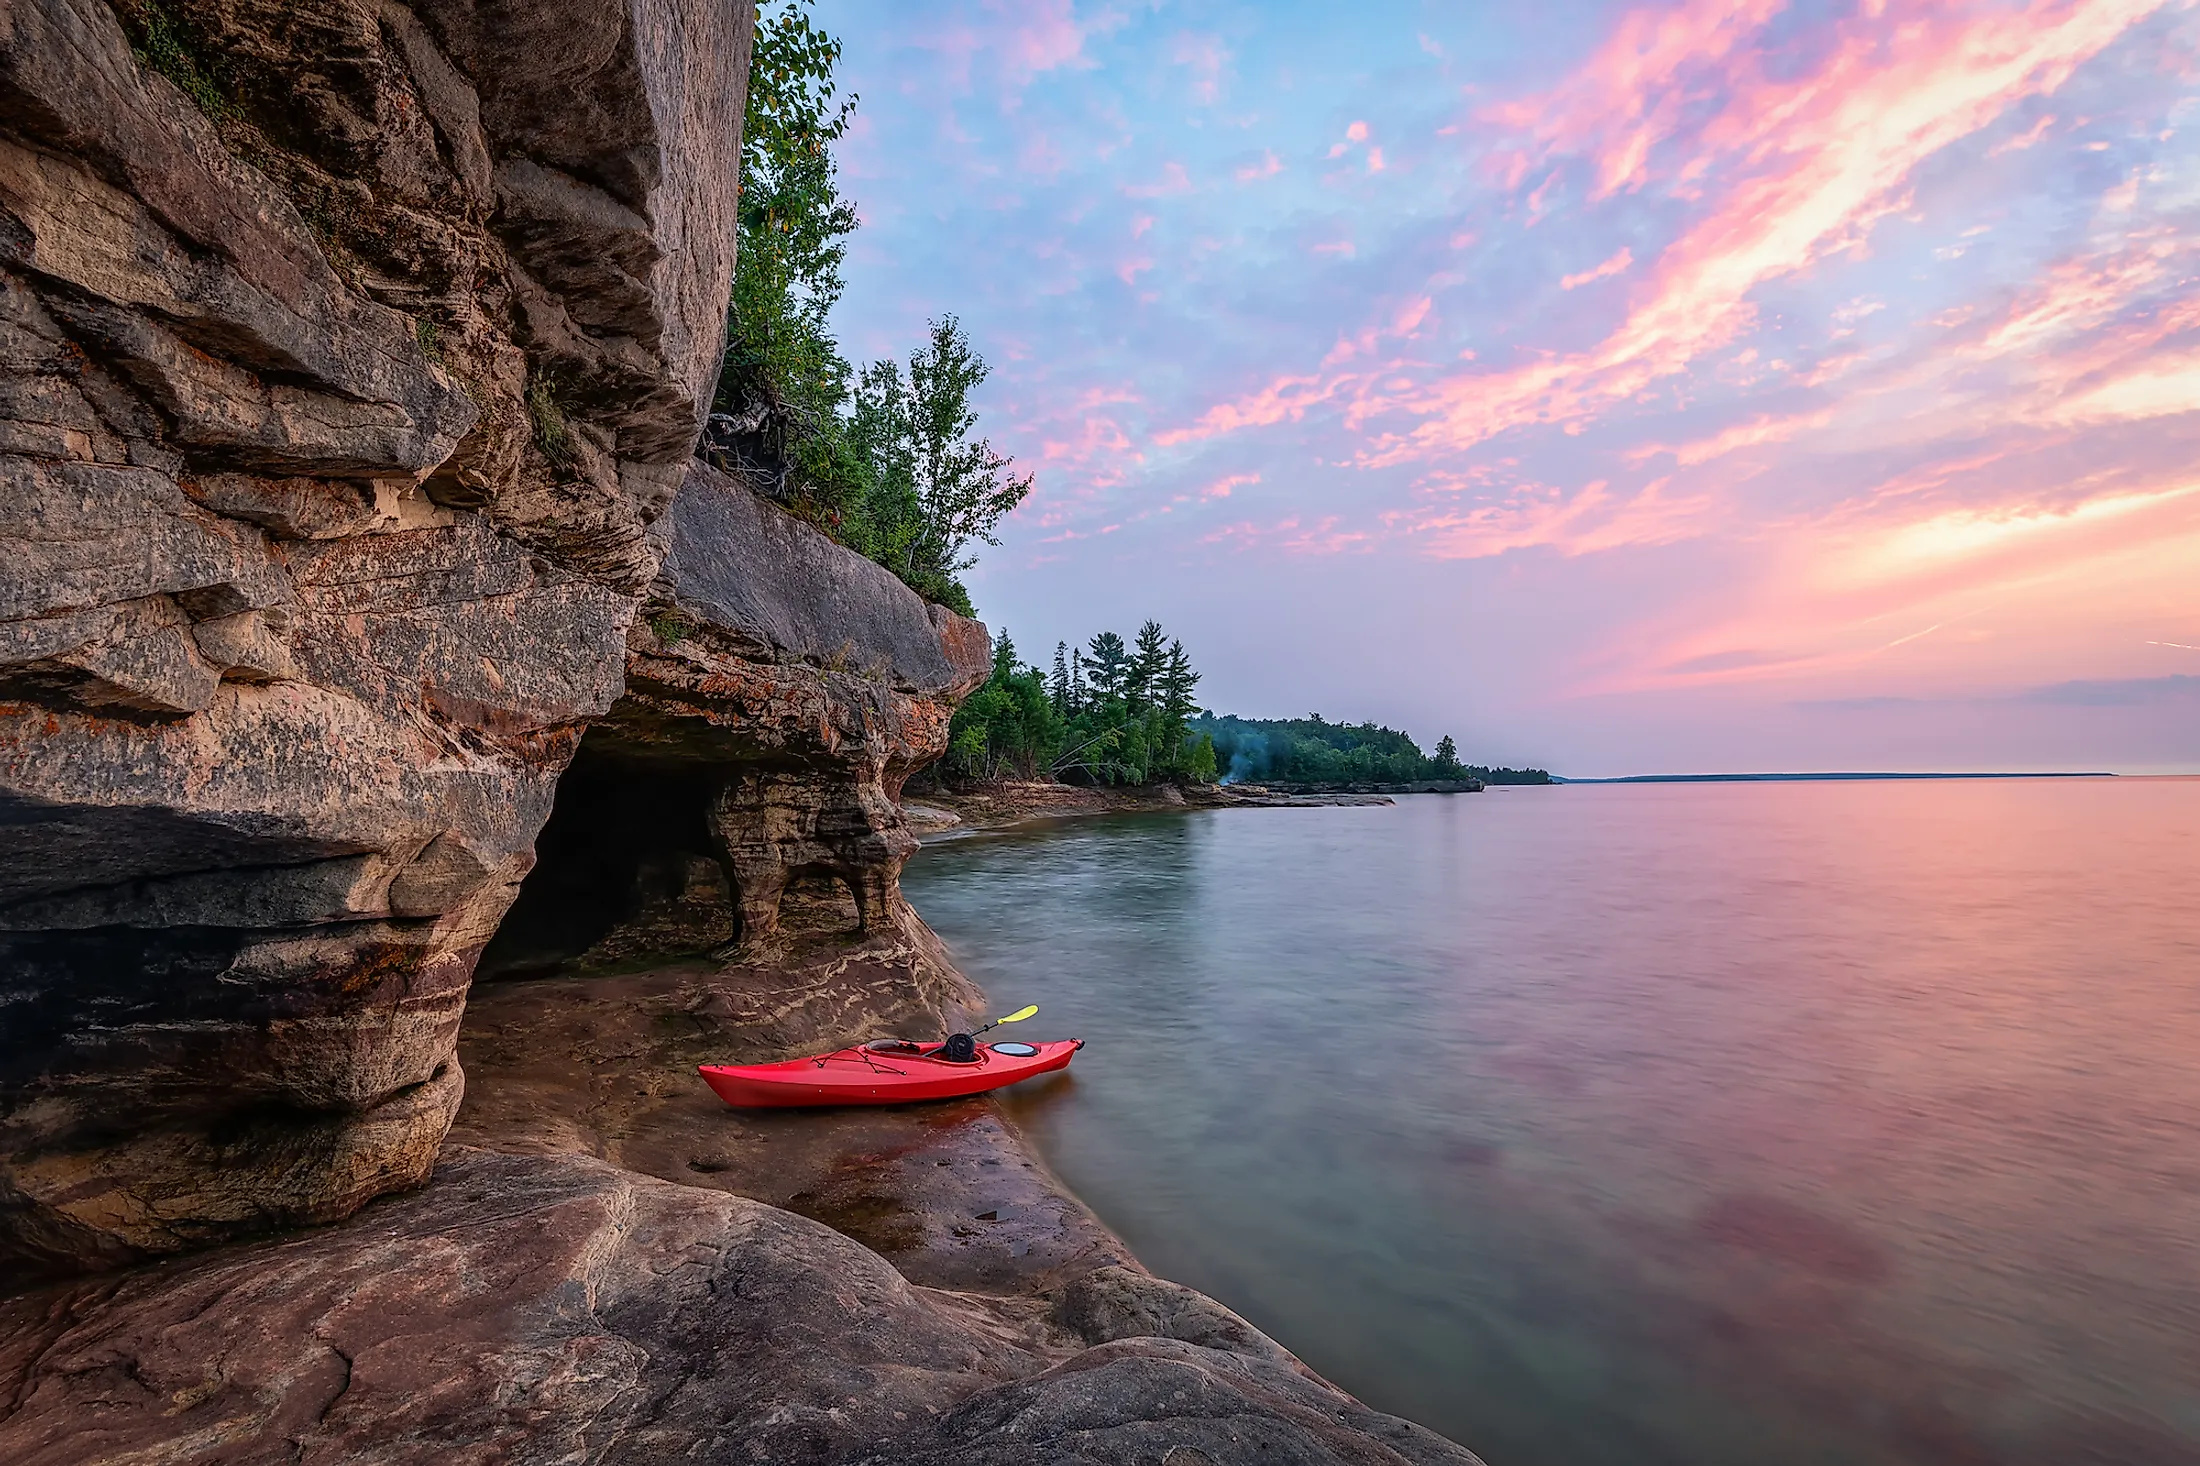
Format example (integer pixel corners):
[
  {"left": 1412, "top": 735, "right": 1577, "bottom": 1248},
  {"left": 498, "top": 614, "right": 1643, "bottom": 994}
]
[{"left": 827, "top": 0, "right": 2200, "bottom": 776}]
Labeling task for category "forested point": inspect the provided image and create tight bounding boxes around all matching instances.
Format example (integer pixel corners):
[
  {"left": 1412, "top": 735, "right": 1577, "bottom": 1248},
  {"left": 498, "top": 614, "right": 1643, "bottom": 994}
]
[
  {"left": 943, "top": 624, "right": 1214, "bottom": 786},
  {"left": 1193, "top": 715, "right": 1552, "bottom": 787},
  {"left": 940, "top": 632, "right": 1550, "bottom": 789}
]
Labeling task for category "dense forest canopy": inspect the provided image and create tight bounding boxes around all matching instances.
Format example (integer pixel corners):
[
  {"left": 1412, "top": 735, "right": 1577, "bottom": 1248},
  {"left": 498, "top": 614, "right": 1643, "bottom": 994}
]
[
  {"left": 713, "top": 0, "right": 1026, "bottom": 615},
  {"left": 944, "top": 626, "right": 1217, "bottom": 785},
  {"left": 946, "top": 635, "right": 1551, "bottom": 788},
  {"left": 1191, "top": 716, "right": 1550, "bottom": 786}
]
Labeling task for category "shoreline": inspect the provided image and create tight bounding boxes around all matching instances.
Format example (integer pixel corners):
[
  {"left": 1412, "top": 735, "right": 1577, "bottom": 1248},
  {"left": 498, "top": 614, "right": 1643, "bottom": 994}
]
[
  {"left": 1, "top": 933, "right": 1485, "bottom": 1464},
  {"left": 904, "top": 778, "right": 1398, "bottom": 834},
  {"left": 450, "top": 954, "right": 1136, "bottom": 1299}
]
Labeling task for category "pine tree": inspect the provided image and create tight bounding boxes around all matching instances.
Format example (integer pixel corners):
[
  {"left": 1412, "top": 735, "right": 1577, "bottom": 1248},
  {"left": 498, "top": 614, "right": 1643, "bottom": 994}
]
[
  {"left": 1049, "top": 641, "right": 1071, "bottom": 714},
  {"left": 1128, "top": 620, "right": 1168, "bottom": 713},
  {"left": 1160, "top": 639, "right": 1200, "bottom": 722},
  {"left": 1433, "top": 734, "right": 1462, "bottom": 774},
  {"left": 1068, "top": 645, "right": 1085, "bottom": 710},
  {"left": 1150, "top": 637, "right": 1202, "bottom": 778},
  {"left": 1085, "top": 631, "right": 1129, "bottom": 702}
]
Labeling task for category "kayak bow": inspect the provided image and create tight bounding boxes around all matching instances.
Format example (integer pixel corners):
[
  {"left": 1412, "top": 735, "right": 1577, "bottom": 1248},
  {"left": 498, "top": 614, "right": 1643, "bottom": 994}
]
[{"left": 699, "top": 1037, "right": 1082, "bottom": 1109}]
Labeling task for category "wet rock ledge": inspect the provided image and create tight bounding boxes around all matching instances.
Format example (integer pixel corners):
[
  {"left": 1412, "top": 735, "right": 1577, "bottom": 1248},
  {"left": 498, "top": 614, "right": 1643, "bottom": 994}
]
[{"left": 0, "top": 0, "right": 1481, "bottom": 1460}]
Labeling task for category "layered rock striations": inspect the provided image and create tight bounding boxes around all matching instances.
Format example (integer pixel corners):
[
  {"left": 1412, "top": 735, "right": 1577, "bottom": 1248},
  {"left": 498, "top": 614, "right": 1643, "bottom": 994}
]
[
  {"left": 0, "top": 0, "right": 753, "bottom": 1272},
  {"left": 477, "top": 459, "right": 994, "bottom": 1056}
]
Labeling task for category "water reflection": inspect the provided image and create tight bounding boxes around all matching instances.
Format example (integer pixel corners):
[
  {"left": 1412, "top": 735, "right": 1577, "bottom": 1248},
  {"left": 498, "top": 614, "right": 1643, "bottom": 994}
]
[{"left": 907, "top": 782, "right": 2200, "bottom": 1466}]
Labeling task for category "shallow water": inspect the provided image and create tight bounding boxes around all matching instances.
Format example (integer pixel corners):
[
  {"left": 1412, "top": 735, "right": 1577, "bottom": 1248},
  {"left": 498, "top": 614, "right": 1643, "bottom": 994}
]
[{"left": 902, "top": 779, "right": 2200, "bottom": 1466}]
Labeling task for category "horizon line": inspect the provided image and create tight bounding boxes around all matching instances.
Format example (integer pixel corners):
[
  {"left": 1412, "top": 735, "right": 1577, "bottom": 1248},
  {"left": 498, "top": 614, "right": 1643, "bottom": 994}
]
[{"left": 1548, "top": 771, "right": 2122, "bottom": 785}]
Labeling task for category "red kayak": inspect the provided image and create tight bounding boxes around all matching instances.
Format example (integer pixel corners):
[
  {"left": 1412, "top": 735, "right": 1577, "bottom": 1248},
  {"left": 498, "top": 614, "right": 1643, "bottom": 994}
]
[{"left": 699, "top": 1038, "right": 1082, "bottom": 1109}]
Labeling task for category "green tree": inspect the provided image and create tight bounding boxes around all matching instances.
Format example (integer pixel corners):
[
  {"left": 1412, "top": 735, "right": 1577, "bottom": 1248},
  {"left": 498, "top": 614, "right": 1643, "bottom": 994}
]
[
  {"left": 1049, "top": 641, "right": 1072, "bottom": 714},
  {"left": 940, "top": 621, "right": 1221, "bottom": 789},
  {"left": 1128, "top": 620, "right": 1168, "bottom": 713},
  {"left": 945, "top": 632, "right": 1063, "bottom": 780},
  {"left": 900, "top": 317, "right": 1033, "bottom": 586},
  {"left": 706, "top": 5, "right": 1028, "bottom": 617},
  {"left": 1189, "top": 714, "right": 1548, "bottom": 785},
  {"left": 844, "top": 356, "right": 918, "bottom": 570},
  {"left": 1158, "top": 639, "right": 1200, "bottom": 723},
  {"left": 1183, "top": 732, "right": 1219, "bottom": 783},
  {"left": 837, "top": 319, "right": 1031, "bottom": 613},
  {"left": 1084, "top": 631, "right": 1129, "bottom": 702},
  {"left": 711, "top": 0, "right": 859, "bottom": 506}
]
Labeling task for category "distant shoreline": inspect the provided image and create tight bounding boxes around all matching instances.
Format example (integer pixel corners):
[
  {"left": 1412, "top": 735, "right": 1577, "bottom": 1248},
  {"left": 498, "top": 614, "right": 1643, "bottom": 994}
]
[{"left": 1551, "top": 771, "right": 2118, "bottom": 784}]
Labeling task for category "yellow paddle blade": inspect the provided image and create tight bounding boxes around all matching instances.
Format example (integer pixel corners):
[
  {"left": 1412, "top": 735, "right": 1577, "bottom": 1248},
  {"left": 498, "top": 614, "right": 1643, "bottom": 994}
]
[{"left": 997, "top": 1004, "right": 1039, "bottom": 1024}]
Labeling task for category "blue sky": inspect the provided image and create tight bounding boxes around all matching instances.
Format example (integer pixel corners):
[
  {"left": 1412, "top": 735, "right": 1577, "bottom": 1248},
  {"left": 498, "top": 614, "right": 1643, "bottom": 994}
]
[{"left": 823, "top": 0, "right": 2200, "bottom": 774}]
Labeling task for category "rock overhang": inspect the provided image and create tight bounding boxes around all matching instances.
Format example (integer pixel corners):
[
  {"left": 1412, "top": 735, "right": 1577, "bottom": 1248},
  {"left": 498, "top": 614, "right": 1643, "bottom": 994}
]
[{"left": 0, "top": 0, "right": 756, "bottom": 1275}]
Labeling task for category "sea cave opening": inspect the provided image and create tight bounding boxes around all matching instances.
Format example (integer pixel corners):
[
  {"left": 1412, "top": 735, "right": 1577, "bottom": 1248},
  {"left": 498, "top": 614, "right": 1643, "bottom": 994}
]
[
  {"left": 477, "top": 730, "right": 874, "bottom": 982},
  {"left": 475, "top": 735, "right": 735, "bottom": 981}
]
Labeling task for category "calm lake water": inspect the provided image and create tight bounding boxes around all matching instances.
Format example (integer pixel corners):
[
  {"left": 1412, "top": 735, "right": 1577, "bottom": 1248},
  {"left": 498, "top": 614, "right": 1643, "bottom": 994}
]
[{"left": 902, "top": 779, "right": 2200, "bottom": 1466}]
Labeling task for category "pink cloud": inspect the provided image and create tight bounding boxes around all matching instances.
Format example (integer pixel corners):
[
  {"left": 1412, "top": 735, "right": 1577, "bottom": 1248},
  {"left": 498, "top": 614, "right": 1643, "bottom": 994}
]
[
  {"left": 1628, "top": 408, "right": 1835, "bottom": 467},
  {"left": 2049, "top": 349, "right": 2200, "bottom": 425},
  {"left": 1483, "top": 0, "right": 1786, "bottom": 199},
  {"left": 1614, "top": 472, "right": 2200, "bottom": 696},
  {"left": 918, "top": 0, "right": 1113, "bottom": 97},
  {"left": 1155, "top": 372, "right": 1348, "bottom": 446},
  {"left": 1356, "top": 0, "right": 2166, "bottom": 466},
  {"left": 1559, "top": 246, "right": 1635, "bottom": 290},
  {"left": 1023, "top": 385, "right": 1147, "bottom": 499},
  {"left": 1165, "top": 296, "right": 1433, "bottom": 445},
  {"left": 1801, "top": 230, "right": 2200, "bottom": 453},
  {"left": 1017, "top": 130, "right": 1066, "bottom": 177},
  {"left": 1170, "top": 32, "right": 1230, "bottom": 104},
  {"left": 1989, "top": 111, "right": 2060, "bottom": 155},
  {"left": 995, "top": 0, "right": 1099, "bottom": 81},
  {"left": 1124, "top": 161, "right": 1193, "bottom": 197},
  {"left": 1392, "top": 476, "right": 1720, "bottom": 560},
  {"left": 1235, "top": 150, "right": 1283, "bottom": 182},
  {"left": 1201, "top": 515, "right": 1372, "bottom": 556},
  {"left": 1202, "top": 472, "right": 1260, "bottom": 500},
  {"left": 1971, "top": 237, "right": 2188, "bottom": 360},
  {"left": 1523, "top": 171, "right": 1559, "bottom": 224}
]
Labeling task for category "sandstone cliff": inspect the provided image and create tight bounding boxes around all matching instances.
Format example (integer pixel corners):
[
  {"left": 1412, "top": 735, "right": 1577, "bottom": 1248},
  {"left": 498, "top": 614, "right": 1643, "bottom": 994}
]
[
  {"left": 0, "top": 0, "right": 754, "bottom": 1271},
  {"left": 0, "top": 3, "right": 1483, "bottom": 1460}
]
